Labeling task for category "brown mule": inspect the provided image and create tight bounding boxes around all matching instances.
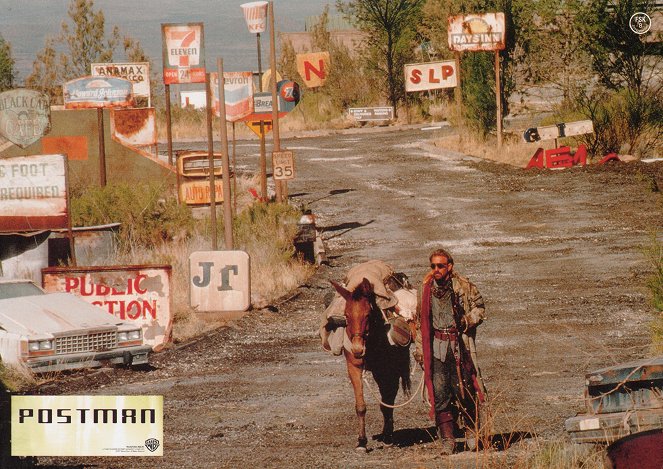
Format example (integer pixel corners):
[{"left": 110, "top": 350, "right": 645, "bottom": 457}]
[{"left": 331, "top": 278, "right": 411, "bottom": 451}]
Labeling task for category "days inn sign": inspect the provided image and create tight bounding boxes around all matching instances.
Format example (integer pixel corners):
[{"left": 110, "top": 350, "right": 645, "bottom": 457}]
[{"left": 448, "top": 13, "right": 506, "bottom": 52}]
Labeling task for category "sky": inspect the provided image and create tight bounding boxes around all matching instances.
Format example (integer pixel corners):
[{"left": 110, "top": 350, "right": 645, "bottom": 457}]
[{"left": 0, "top": 0, "right": 337, "bottom": 84}]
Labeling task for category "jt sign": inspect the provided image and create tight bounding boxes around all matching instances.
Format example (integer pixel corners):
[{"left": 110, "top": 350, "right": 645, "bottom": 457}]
[
  {"left": 404, "top": 61, "right": 458, "bottom": 92},
  {"left": 189, "top": 251, "right": 250, "bottom": 312}
]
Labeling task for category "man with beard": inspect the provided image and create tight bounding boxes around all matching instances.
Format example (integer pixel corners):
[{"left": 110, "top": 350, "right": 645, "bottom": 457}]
[{"left": 415, "top": 248, "right": 487, "bottom": 455}]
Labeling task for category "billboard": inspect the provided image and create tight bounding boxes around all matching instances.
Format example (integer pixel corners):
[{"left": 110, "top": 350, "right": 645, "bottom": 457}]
[
  {"left": 296, "top": 52, "right": 330, "bottom": 88},
  {"left": 0, "top": 154, "right": 68, "bottom": 232},
  {"left": 161, "top": 23, "right": 206, "bottom": 84},
  {"left": 404, "top": 61, "right": 458, "bottom": 92},
  {"left": 92, "top": 62, "right": 151, "bottom": 98},
  {"left": 110, "top": 108, "right": 157, "bottom": 146},
  {"left": 0, "top": 89, "right": 51, "bottom": 148},
  {"left": 448, "top": 13, "right": 506, "bottom": 51},
  {"left": 42, "top": 265, "right": 173, "bottom": 351},
  {"left": 63, "top": 76, "right": 134, "bottom": 109},
  {"left": 210, "top": 71, "right": 254, "bottom": 122}
]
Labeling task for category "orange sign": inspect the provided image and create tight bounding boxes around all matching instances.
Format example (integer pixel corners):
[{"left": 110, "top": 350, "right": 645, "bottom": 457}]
[
  {"left": 179, "top": 180, "right": 224, "bottom": 205},
  {"left": 296, "top": 52, "right": 330, "bottom": 88},
  {"left": 42, "top": 136, "right": 88, "bottom": 160},
  {"left": 245, "top": 120, "right": 272, "bottom": 137}
]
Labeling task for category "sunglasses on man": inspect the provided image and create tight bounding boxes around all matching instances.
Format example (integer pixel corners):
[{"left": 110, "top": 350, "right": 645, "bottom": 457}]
[{"left": 430, "top": 263, "right": 449, "bottom": 269}]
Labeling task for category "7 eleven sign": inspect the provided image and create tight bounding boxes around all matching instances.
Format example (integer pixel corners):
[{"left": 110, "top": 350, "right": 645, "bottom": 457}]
[{"left": 161, "top": 23, "right": 206, "bottom": 84}]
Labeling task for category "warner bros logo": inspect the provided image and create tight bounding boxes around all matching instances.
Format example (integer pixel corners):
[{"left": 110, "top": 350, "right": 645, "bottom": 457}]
[{"left": 145, "top": 438, "right": 160, "bottom": 452}]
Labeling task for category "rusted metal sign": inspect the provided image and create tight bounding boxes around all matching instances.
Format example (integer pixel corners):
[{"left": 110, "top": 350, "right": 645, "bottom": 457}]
[
  {"left": 348, "top": 107, "right": 394, "bottom": 121},
  {"left": 523, "top": 120, "right": 594, "bottom": 142},
  {"left": 179, "top": 180, "right": 225, "bottom": 205},
  {"left": 161, "top": 23, "right": 206, "bottom": 84},
  {"left": 110, "top": 107, "right": 157, "bottom": 146},
  {"left": 177, "top": 151, "right": 223, "bottom": 177},
  {"left": 0, "top": 154, "right": 68, "bottom": 232},
  {"left": 63, "top": 76, "right": 134, "bottom": 109},
  {"left": 91, "top": 62, "right": 150, "bottom": 98},
  {"left": 404, "top": 61, "right": 458, "bottom": 92},
  {"left": 0, "top": 89, "right": 51, "bottom": 148},
  {"left": 190, "top": 250, "right": 251, "bottom": 312},
  {"left": 296, "top": 52, "right": 330, "bottom": 88},
  {"left": 42, "top": 265, "right": 173, "bottom": 351},
  {"left": 210, "top": 72, "right": 255, "bottom": 122},
  {"left": 448, "top": 13, "right": 506, "bottom": 51},
  {"left": 272, "top": 150, "right": 295, "bottom": 180}
]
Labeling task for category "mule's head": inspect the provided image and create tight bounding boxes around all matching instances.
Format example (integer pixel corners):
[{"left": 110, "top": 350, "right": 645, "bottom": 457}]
[{"left": 331, "top": 278, "right": 374, "bottom": 359}]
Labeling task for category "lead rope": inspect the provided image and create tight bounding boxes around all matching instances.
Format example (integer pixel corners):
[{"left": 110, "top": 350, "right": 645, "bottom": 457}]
[{"left": 362, "top": 364, "right": 426, "bottom": 409}]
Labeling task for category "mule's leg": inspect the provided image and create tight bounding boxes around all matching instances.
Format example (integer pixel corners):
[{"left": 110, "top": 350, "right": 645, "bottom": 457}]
[
  {"left": 346, "top": 359, "right": 367, "bottom": 451},
  {"left": 374, "top": 370, "right": 399, "bottom": 446}
]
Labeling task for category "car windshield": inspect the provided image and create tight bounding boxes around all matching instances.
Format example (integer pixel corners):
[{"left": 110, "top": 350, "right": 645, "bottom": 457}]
[{"left": 0, "top": 282, "right": 45, "bottom": 300}]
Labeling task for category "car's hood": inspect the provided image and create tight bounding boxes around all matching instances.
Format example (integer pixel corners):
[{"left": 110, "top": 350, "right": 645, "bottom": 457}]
[{"left": 0, "top": 292, "right": 121, "bottom": 336}]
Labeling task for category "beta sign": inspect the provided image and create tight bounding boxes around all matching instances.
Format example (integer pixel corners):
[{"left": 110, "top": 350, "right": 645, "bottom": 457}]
[{"left": 404, "top": 61, "right": 458, "bottom": 92}]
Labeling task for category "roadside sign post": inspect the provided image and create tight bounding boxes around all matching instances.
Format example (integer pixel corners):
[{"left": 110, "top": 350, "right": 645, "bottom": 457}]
[
  {"left": 268, "top": 1, "right": 285, "bottom": 203},
  {"left": 216, "top": 58, "right": 234, "bottom": 250},
  {"left": 205, "top": 73, "right": 218, "bottom": 250},
  {"left": 448, "top": 13, "right": 506, "bottom": 148},
  {"left": 241, "top": 1, "right": 269, "bottom": 201},
  {"left": 63, "top": 76, "right": 133, "bottom": 187}
]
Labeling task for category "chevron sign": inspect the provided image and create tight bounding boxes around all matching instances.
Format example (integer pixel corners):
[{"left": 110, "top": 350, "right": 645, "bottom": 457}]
[{"left": 210, "top": 72, "right": 254, "bottom": 122}]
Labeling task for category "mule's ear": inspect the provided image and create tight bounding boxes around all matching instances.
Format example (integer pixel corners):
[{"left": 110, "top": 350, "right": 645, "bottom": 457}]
[
  {"left": 330, "top": 280, "right": 352, "bottom": 302},
  {"left": 359, "top": 277, "right": 374, "bottom": 295}
]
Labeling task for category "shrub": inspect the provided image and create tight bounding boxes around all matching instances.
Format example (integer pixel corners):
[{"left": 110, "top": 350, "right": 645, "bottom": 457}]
[{"left": 71, "top": 182, "right": 194, "bottom": 251}]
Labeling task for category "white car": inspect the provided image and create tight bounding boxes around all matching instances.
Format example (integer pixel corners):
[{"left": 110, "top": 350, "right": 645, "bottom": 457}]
[{"left": 0, "top": 278, "right": 151, "bottom": 373}]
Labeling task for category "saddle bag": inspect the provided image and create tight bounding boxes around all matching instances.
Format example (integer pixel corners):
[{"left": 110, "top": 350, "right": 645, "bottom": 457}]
[{"left": 386, "top": 315, "right": 411, "bottom": 347}]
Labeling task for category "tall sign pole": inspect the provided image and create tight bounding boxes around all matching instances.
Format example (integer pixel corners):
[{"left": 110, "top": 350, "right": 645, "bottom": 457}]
[
  {"left": 165, "top": 85, "right": 174, "bottom": 167},
  {"left": 217, "top": 59, "right": 234, "bottom": 250},
  {"left": 268, "top": 1, "right": 284, "bottom": 203},
  {"left": 97, "top": 108, "right": 107, "bottom": 186},
  {"left": 495, "top": 50, "right": 502, "bottom": 148},
  {"left": 241, "top": 2, "right": 269, "bottom": 201},
  {"left": 205, "top": 73, "right": 218, "bottom": 250}
]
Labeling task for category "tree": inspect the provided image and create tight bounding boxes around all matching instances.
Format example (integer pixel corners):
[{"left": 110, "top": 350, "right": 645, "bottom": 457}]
[
  {"left": 0, "top": 34, "right": 15, "bottom": 91},
  {"left": 26, "top": 0, "right": 149, "bottom": 102},
  {"left": 336, "top": 0, "right": 424, "bottom": 114}
]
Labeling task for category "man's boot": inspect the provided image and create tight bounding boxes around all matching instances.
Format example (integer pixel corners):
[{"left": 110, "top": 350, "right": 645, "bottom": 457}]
[{"left": 436, "top": 411, "right": 455, "bottom": 456}]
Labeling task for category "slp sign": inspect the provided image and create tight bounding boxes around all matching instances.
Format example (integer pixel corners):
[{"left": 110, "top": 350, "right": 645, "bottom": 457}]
[
  {"left": 404, "top": 61, "right": 457, "bottom": 92},
  {"left": 189, "top": 251, "right": 250, "bottom": 312},
  {"left": 161, "top": 23, "right": 206, "bottom": 84}
]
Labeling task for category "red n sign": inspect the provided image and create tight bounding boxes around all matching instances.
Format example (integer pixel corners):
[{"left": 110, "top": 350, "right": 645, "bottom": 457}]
[{"left": 297, "top": 52, "right": 330, "bottom": 88}]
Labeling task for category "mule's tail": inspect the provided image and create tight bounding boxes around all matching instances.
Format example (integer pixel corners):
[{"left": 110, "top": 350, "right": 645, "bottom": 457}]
[{"left": 400, "top": 348, "right": 412, "bottom": 396}]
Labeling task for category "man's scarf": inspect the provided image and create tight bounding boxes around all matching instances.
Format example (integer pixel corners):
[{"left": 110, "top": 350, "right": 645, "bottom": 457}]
[{"left": 420, "top": 276, "right": 438, "bottom": 419}]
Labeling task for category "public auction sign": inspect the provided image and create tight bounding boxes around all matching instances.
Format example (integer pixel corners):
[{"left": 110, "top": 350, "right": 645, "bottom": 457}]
[
  {"left": 92, "top": 62, "right": 150, "bottom": 98},
  {"left": 42, "top": 265, "right": 173, "bottom": 351},
  {"left": 161, "top": 23, "right": 206, "bottom": 84},
  {"left": 448, "top": 13, "right": 506, "bottom": 51},
  {"left": 0, "top": 89, "right": 51, "bottom": 148},
  {"left": 404, "top": 61, "right": 458, "bottom": 92},
  {"left": 63, "top": 76, "right": 134, "bottom": 109},
  {"left": 0, "top": 154, "right": 67, "bottom": 232}
]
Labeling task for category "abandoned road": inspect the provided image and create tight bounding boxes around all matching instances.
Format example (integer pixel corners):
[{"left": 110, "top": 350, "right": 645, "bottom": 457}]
[{"left": 34, "top": 127, "right": 662, "bottom": 468}]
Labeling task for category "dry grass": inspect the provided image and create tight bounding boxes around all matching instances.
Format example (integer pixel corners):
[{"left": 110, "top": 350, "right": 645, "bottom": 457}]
[
  {"left": 100, "top": 174, "right": 314, "bottom": 342},
  {"left": 432, "top": 131, "right": 538, "bottom": 168},
  {"left": 0, "top": 362, "right": 36, "bottom": 391}
]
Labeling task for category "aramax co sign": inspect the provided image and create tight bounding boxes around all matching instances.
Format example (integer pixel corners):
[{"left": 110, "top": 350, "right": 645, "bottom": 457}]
[{"left": 0, "top": 89, "right": 51, "bottom": 148}]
